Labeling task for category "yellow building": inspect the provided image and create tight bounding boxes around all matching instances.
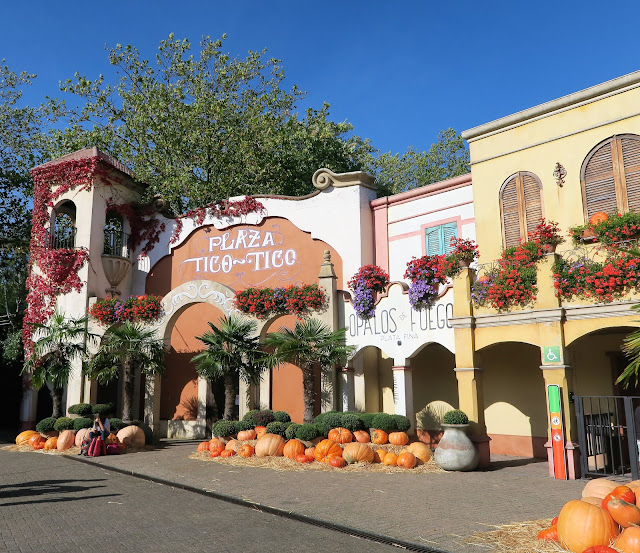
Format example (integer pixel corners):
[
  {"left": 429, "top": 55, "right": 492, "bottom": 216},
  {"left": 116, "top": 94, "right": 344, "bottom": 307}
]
[{"left": 456, "top": 71, "right": 640, "bottom": 478}]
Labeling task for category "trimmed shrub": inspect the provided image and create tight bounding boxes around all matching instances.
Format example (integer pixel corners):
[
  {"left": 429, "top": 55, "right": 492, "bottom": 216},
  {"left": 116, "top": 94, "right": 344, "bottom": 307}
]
[
  {"left": 265, "top": 421, "right": 287, "bottom": 437},
  {"left": 91, "top": 403, "right": 114, "bottom": 417},
  {"left": 285, "top": 422, "right": 301, "bottom": 440},
  {"left": 391, "top": 415, "right": 412, "bottom": 432},
  {"left": 35, "top": 417, "right": 57, "bottom": 433},
  {"left": 295, "top": 423, "right": 320, "bottom": 442},
  {"left": 250, "top": 409, "right": 275, "bottom": 427},
  {"left": 233, "top": 420, "right": 252, "bottom": 434},
  {"left": 340, "top": 413, "right": 365, "bottom": 432},
  {"left": 242, "top": 409, "right": 259, "bottom": 422},
  {"left": 108, "top": 418, "right": 127, "bottom": 431},
  {"left": 443, "top": 409, "right": 469, "bottom": 425},
  {"left": 73, "top": 417, "right": 94, "bottom": 431},
  {"left": 314, "top": 412, "right": 342, "bottom": 436},
  {"left": 212, "top": 420, "right": 237, "bottom": 438},
  {"left": 53, "top": 417, "right": 74, "bottom": 432},
  {"left": 273, "top": 410, "right": 291, "bottom": 423},
  {"left": 359, "top": 412, "right": 376, "bottom": 429},
  {"left": 371, "top": 413, "right": 395, "bottom": 432},
  {"left": 68, "top": 403, "right": 92, "bottom": 416}
]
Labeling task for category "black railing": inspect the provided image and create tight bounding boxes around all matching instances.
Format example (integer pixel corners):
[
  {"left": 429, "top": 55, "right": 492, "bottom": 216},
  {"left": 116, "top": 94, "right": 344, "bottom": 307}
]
[
  {"left": 47, "top": 227, "right": 77, "bottom": 249},
  {"left": 103, "top": 229, "right": 130, "bottom": 258}
]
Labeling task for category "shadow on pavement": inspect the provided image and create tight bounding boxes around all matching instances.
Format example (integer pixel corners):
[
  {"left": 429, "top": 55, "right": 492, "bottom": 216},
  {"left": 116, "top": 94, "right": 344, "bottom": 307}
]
[
  {"left": 481, "top": 457, "right": 547, "bottom": 470},
  {"left": 0, "top": 478, "right": 115, "bottom": 506},
  {"left": 1, "top": 492, "right": 123, "bottom": 507}
]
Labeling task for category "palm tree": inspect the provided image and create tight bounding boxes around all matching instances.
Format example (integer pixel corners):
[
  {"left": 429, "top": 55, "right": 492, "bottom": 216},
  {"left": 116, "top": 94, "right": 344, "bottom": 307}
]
[
  {"left": 619, "top": 308, "right": 640, "bottom": 388},
  {"left": 85, "top": 321, "right": 165, "bottom": 422},
  {"left": 24, "top": 310, "right": 92, "bottom": 418},
  {"left": 192, "top": 314, "right": 265, "bottom": 420},
  {"left": 263, "top": 318, "right": 354, "bottom": 424}
]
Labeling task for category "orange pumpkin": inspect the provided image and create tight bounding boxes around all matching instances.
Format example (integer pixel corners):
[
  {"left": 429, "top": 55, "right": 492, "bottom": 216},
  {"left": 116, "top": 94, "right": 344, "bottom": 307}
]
[
  {"left": 29, "top": 434, "right": 45, "bottom": 449},
  {"left": 225, "top": 439, "right": 240, "bottom": 452},
  {"left": 16, "top": 430, "right": 40, "bottom": 445},
  {"left": 603, "top": 486, "right": 636, "bottom": 510},
  {"left": 551, "top": 516, "right": 559, "bottom": 526},
  {"left": 370, "top": 429, "right": 388, "bottom": 445},
  {"left": 328, "top": 427, "right": 353, "bottom": 444},
  {"left": 255, "top": 426, "right": 267, "bottom": 438},
  {"left": 537, "top": 526, "right": 558, "bottom": 542},
  {"left": 255, "top": 433, "right": 285, "bottom": 457},
  {"left": 197, "top": 441, "right": 210, "bottom": 452},
  {"left": 283, "top": 439, "right": 306, "bottom": 460},
  {"left": 304, "top": 446, "right": 316, "bottom": 458},
  {"left": 329, "top": 456, "right": 347, "bottom": 468},
  {"left": 106, "top": 432, "right": 119, "bottom": 445},
  {"left": 590, "top": 211, "right": 609, "bottom": 225},
  {"left": 388, "top": 432, "right": 409, "bottom": 446},
  {"left": 617, "top": 526, "right": 640, "bottom": 553},
  {"left": 237, "top": 444, "right": 255, "bottom": 458},
  {"left": 314, "top": 439, "right": 343, "bottom": 463},
  {"left": 43, "top": 437, "right": 58, "bottom": 450},
  {"left": 478, "top": 275, "right": 491, "bottom": 284},
  {"left": 607, "top": 499, "right": 640, "bottom": 528},
  {"left": 397, "top": 452, "right": 417, "bottom": 469},
  {"left": 373, "top": 449, "right": 387, "bottom": 463},
  {"left": 296, "top": 454, "right": 314, "bottom": 463},
  {"left": 237, "top": 429, "right": 257, "bottom": 441},
  {"left": 582, "top": 478, "right": 618, "bottom": 500},
  {"left": 56, "top": 430, "right": 75, "bottom": 452},
  {"left": 383, "top": 452, "right": 398, "bottom": 466},
  {"left": 353, "top": 430, "right": 370, "bottom": 443},
  {"left": 407, "top": 442, "right": 432, "bottom": 464},
  {"left": 210, "top": 449, "right": 222, "bottom": 458},
  {"left": 557, "top": 499, "right": 619, "bottom": 553},
  {"left": 209, "top": 439, "right": 225, "bottom": 454},
  {"left": 342, "top": 442, "right": 374, "bottom": 464},
  {"left": 220, "top": 449, "right": 236, "bottom": 458}
]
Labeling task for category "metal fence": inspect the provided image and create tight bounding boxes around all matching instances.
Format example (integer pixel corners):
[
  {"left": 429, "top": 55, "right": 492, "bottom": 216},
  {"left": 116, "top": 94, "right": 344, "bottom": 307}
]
[
  {"left": 47, "top": 227, "right": 77, "bottom": 249},
  {"left": 103, "top": 229, "right": 130, "bottom": 258}
]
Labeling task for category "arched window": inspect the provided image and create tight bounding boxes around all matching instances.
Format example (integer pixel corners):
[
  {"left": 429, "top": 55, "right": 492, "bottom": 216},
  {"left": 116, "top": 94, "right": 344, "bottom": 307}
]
[
  {"left": 50, "top": 200, "right": 77, "bottom": 248},
  {"left": 581, "top": 134, "right": 640, "bottom": 221},
  {"left": 499, "top": 172, "right": 544, "bottom": 249}
]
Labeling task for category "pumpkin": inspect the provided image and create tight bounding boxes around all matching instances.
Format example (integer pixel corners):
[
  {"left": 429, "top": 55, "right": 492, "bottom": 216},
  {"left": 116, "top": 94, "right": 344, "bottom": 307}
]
[
  {"left": 383, "top": 452, "right": 398, "bottom": 466},
  {"left": 353, "top": 430, "right": 370, "bottom": 443},
  {"left": 537, "top": 526, "right": 558, "bottom": 542},
  {"left": 116, "top": 425, "right": 145, "bottom": 447},
  {"left": 75, "top": 428, "right": 91, "bottom": 447},
  {"left": 607, "top": 499, "right": 640, "bottom": 528},
  {"left": 370, "top": 429, "right": 388, "bottom": 445},
  {"left": 407, "top": 442, "right": 432, "bottom": 464},
  {"left": 478, "top": 275, "right": 491, "bottom": 284},
  {"left": 32, "top": 440, "right": 45, "bottom": 450},
  {"left": 106, "top": 433, "right": 119, "bottom": 445},
  {"left": 603, "top": 486, "right": 636, "bottom": 510},
  {"left": 582, "top": 478, "right": 618, "bottom": 500},
  {"left": 296, "top": 454, "right": 314, "bottom": 463},
  {"left": 583, "top": 497, "right": 604, "bottom": 505},
  {"left": 57, "top": 430, "right": 75, "bottom": 452},
  {"left": 237, "top": 444, "right": 255, "bottom": 457},
  {"left": 16, "top": 430, "right": 39, "bottom": 445},
  {"left": 283, "top": 439, "right": 306, "bottom": 460},
  {"left": 220, "top": 449, "right": 236, "bottom": 458},
  {"left": 389, "top": 432, "right": 409, "bottom": 446},
  {"left": 29, "top": 434, "right": 45, "bottom": 449},
  {"left": 342, "top": 442, "right": 374, "bottom": 464},
  {"left": 197, "top": 441, "right": 210, "bottom": 452},
  {"left": 210, "top": 449, "right": 222, "bottom": 458},
  {"left": 374, "top": 449, "right": 387, "bottom": 463},
  {"left": 305, "top": 446, "right": 316, "bottom": 458},
  {"left": 237, "top": 429, "right": 257, "bottom": 441},
  {"left": 225, "top": 439, "right": 240, "bottom": 452},
  {"left": 314, "top": 439, "right": 343, "bottom": 463},
  {"left": 255, "top": 426, "right": 267, "bottom": 438},
  {"left": 557, "top": 499, "right": 619, "bottom": 553},
  {"left": 397, "top": 452, "right": 417, "bottom": 469},
  {"left": 617, "top": 527, "right": 640, "bottom": 553},
  {"left": 551, "top": 516, "right": 559, "bottom": 526},
  {"left": 329, "top": 456, "right": 347, "bottom": 468},
  {"left": 328, "top": 427, "right": 353, "bottom": 444},
  {"left": 583, "top": 547, "right": 618, "bottom": 553},
  {"left": 590, "top": 212, "right": 609, "bottom": 225},
  {"left": 255, "top": 433, "right": 285, "bottom": 457},
  {"left": 44, "top": 437, "right": 58, "bottom": 450}
]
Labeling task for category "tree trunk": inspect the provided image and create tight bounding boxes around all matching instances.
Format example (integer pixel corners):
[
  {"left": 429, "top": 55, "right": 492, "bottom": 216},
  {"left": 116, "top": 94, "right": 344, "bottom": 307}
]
[
  {"left": 302, "top": 365, "right": 316, "bottom": 424},
  {"left": 51, "top": 387, "right": 64, "bottom": 418},
  {"left": 223, "top": 373, "right": 237, "bottom": 420},
  {"left": 122, "top": 359, "right": 134, "bottom": 423}
]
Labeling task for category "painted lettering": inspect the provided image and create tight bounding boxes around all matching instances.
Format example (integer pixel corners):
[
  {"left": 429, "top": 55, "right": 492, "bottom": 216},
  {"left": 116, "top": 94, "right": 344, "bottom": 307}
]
[{"left": 262, "top": 232, "right": 275, "bottom": 247}]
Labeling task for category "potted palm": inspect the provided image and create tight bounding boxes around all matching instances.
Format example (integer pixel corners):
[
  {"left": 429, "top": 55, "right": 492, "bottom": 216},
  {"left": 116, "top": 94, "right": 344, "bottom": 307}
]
[{"left": 434, "top": 409, "right": 479, "bottom": 471}]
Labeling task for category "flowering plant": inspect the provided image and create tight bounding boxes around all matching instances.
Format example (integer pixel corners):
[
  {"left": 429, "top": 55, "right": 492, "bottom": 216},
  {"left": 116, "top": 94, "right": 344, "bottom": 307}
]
[
  {"left": 570, "top": 212, "right": 640, "bottom": 246},
  {"left": 89, "top": 295, "right": 164, "bottom": 326},
  {"left": 348, "top": 265, "right": 390, "bottom": 319},
  {"left": 234, "top": 284, "right": 326, "bottom": 319},
  {"left": 404, "top": 255, "right": 447, "bottom": 310},
  {"left": 447, "top": 237, "right": 479, "bottom": 262},
  {"left": 528, "top": 219, "right": 565, "bottom": 246}
]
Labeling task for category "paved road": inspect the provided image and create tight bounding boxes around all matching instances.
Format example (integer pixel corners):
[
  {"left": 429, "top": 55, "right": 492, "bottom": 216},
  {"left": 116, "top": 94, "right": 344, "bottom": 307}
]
[{"left": 0, "top": 450, "right": 410, "bottom": 553}]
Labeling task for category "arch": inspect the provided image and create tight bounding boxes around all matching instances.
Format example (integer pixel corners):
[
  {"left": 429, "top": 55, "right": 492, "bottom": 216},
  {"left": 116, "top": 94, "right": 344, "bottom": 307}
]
[
  {"left": 499, "top": 171, "right": 544, "bottom": 249},
  {"left": 50, "top": 199, "right": 77, "bottom": 249},
  {"left": 475, "top": 328, "right": 541, "bottom": 351},
  {"left": 565, "top": 318, "right": 640, "bottom": 347}
]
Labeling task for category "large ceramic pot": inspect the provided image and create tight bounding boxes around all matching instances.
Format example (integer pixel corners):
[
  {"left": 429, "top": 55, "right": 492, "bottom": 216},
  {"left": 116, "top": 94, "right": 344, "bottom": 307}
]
[{"left": 434, "top": 424, "right": 479, "bottom": 471}]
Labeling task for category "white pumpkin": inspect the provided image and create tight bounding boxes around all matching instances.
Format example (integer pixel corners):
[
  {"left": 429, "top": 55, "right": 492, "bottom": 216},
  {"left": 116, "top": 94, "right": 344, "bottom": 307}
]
[
  {"left": 116, "top": 425, "right": 145, "bottom": 447},
  {"left": 75, "top": 427, "right": 91, "bottom": 447}
]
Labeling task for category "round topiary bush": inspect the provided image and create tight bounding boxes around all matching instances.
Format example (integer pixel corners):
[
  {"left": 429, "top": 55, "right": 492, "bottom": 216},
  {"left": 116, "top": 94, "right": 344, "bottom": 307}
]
[
  {"left": 371, "top": 413, "right": 395, "bottom": 432},
  {"left": 295, "top": 423, "right": 320, "bottom": 442},
  {"left": 233, "top": 420, "right": 252, "bottom": 434},
  {"left": 314, "top": 412, "right": 343, "bottom": 436},
  {"left": 35, "top": 417, "right": 57, "bottom": 433},
  {"left": 108, "top": 418, "right": 127, "bottom": 431},
  {"left": 340, "top": 413, "right": 365, "bottom": 432},
  {"left": 273, "top": 410, "right": 291, "bottom": 423},
  {"left": 250, "top": 409, "right": 275, "bottom": 427},
  {"left": 212, "top": 419, "right": 237, "bottom": 438},
  {"left": 285, "top": 422, "right": 301, "bottom": 440},
  {"left": 73, "top": 417, "right": 94, "bottom": 431},
  {"left": 443, "top": 409, "right": 469, "bottom": 425},
  {"left": 242, "top": 409, "right": 258, "bottom": 422},
  {"left": 265, "top": 421, "right": 287, "bottom": 437},
  {"left": 92, "top": 403, "right": 113, "bottom": 417},
  {"left": 359, "top": 412, "right": 376, "bottom": 429},
  {"left": 68, "top": 403, "right": 92, "bottom": 416},
  {"left": 391, "top": 414, "right": 411, "bottom": 432},
  {"left": 53, "top": 417, "right": 74, "bottom": 432}
]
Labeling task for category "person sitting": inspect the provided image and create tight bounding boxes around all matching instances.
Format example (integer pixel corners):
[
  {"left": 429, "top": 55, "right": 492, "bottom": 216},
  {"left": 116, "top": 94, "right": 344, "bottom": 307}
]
[{"left": 89, "top": 414, "right": 110, "bottom": 441}]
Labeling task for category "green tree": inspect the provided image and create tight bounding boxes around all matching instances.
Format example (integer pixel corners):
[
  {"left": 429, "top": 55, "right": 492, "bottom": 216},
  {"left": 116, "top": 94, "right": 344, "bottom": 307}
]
[
  {"left": 367, "top": 128, "right": 470, "bottom": 196},
  {"left": 85, "top": 322, "right": 165, "bottom": 422},
  {"left": 23, "top": 311, "right": 91, "bottom": 418},
  {"left": 263, "top": 318, "right": 354, "bottom": 424},
  {"left": 192, "top": 315, "right": 266, "bottom": 420},
  {"left": 46, "top": 35, "right": 373, "bottom": 213}
]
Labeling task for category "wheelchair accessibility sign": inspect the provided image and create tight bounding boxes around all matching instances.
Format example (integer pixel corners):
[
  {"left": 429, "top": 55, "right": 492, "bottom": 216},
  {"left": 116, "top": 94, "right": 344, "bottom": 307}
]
[{"left": 543, "top": 346, "right": 562, "bottom": 364}]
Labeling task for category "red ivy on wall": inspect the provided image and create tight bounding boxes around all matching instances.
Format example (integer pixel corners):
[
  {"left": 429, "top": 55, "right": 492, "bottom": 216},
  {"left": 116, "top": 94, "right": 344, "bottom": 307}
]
[{"left": 106, "top": 200, "right": 166, "bottom": 257}]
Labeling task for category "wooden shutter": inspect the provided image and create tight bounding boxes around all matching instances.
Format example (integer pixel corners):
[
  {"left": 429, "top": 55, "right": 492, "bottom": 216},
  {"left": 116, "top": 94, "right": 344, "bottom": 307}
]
[
  {"left": 522, "top": 173, "right": 544, "bottom": 237},
  {"left": 501, "top": 175, "right": 522, "bottom": 249},
  {"left": 621, "top": 135, "right": 640, "bottom": 212},
  {"left": 582, "top": 140, "right": 618, "bottom": 220},
  {"left": 425, "top": 226, "right": 441, "bottom": 256},
  {"left": 442, "top": 223, "right": 458, "bottom": 255}
]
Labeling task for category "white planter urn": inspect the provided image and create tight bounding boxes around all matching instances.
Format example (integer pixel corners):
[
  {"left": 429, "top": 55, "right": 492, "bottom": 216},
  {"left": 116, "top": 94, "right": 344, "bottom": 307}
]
[{"left": 434, "top": 424, "right": 479, "bottom": 471}]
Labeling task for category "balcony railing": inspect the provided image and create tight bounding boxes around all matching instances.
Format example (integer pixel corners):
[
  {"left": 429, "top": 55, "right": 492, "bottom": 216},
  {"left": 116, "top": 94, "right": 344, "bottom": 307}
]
[
  {"left": 103, "top": 229, "right": 131, "bottom": 259},
  {"left": 46, "top": 227, "right": 77, "bottom": 249}
]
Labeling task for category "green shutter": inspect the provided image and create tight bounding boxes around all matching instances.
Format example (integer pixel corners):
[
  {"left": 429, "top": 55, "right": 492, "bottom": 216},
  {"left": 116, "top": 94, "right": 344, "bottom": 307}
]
[
  {"left": 425, "top": 223, "right": 458, "bottom": 256},
  {"left": 442, "top": 223, "right": 458, "bottom": 255}
]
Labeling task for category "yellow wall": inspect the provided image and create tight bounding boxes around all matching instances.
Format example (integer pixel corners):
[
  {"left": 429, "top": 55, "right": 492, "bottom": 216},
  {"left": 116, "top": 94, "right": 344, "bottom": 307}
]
[
  {"left": 379, "top": 356, "right": 394, "bottom": 413},
  {"left": 361, "top": 347, "right": 381, "bottom": 412}
]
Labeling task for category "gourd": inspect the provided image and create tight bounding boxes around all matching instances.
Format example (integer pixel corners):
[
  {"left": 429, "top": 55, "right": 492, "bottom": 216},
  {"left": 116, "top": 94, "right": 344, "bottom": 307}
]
[
  {"left": 237, "top": 444, "right": 255, "bottom": 457},
  {"left": 328, "top": 427, "right": 353, "bottom": 444},
  {"left": 220, "top": 449, "right": 236, "bottom": 458},
  {"left": 106, "top": 433, "right": 119, "bottom": 445},
  {"left": 44, "top": 437, "right": 58, "bottom": 450},
  {"left": 607, "top": 499, "right": 640, "bottom": 528},
  {"left": 283, "top": 439, "right": 305, "bottom": 460},
  {"left": 370, "top": 429, "right": 388, "bottom": 445},
  {"left": 314, "top": 439, "right": 343, "bottom": 463},
  {"left": 583, "top": 547, "right": 618, "bottom": 553},
  {"left": 388, "top": 432, "right": 409, "bottom": 446},
  {"left": 329, "top": 456, "right": 347, "bottom": 468},
  {"left": 603, "top": 486, "right": 636, "bottom": 510},
  {"left": 383, "top": 452, "right": 397, "bottom": 466},
  {"left": 255, "top": 433, "right": 285, "bottom": 457},
  {"left": 116, "top": 425, "right": 145, "bottom": 447},
  {"left": 353, "top": 430, "right": 370, "bottom": 443},
  {"left": 342, "top": 442, "right": 374, "bottom": 464},
  {"left": 407, "top": 442, "right": 432, "bottom": 464},
  {"left": 557, "top": 499, "right": 619, "bottom": 553},
  {"left": 237, "top": 429, "right": 257, "bottom": 441},
  {"left": 582, "top": 478, "right": 618, "bottom": 499},
  {"left": 397, "top": 452, "right": 417, "bottom": 469},
  {"left": 537, "top": 526, "right": 558, "bottom": 542},
  {"left": 75, "top": 428, "right": 91, "bottom": 447},
  {"left": 197, "top": 441, "right": 210, "bottom": 452},
  {"left": 29, "top": 434, "right": 45, "bottom": 449},
  {"left": 57, "top": 430, "right": 75, "bottom": 452},
  {"left": 296, "top": 454, "right": 314, "bottom": 463},
  {"left": 16, "top": 430, "right": 39, "bottom": 445},
  {"left": 616, "top": 527, "right": 640, "bottom": 553}
]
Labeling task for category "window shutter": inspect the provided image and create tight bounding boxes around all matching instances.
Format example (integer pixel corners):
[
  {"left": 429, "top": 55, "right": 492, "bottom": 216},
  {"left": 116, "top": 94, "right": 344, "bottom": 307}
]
[
  {"left": 442, "top": 223, "right": 458, "bottom": 255},
  {"left": 522, "top": 173, "right": 543, "bottom": 237},
  {"left": 621, "top": 136, "right": 640, "bottom": 212},
  {"left": 501, "top": 176, "right": 521, "bottom": 249},
  {"left": 583, "top": 140, "right": 617, "bottom": 219},
  {"left": 425, "top": 227, "right": 441, "bottom": 256}
]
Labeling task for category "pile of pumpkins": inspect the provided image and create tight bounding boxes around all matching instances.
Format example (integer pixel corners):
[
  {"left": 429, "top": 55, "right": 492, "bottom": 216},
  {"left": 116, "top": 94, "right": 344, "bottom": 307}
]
[
  {"left": 15, "top": 425, "right": 146, "bottom": 453},
  {"left": 196, "top": 426, "right": 432, "bottom": 469},
  {"left": 538, "top": 477, "right": 640, "bottom": 552}
]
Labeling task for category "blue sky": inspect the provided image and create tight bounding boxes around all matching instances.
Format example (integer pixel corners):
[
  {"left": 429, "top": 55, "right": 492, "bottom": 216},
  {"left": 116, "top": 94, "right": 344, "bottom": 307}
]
[{"left": 3, "top": 1, "right": 640, "bottom": 155}]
